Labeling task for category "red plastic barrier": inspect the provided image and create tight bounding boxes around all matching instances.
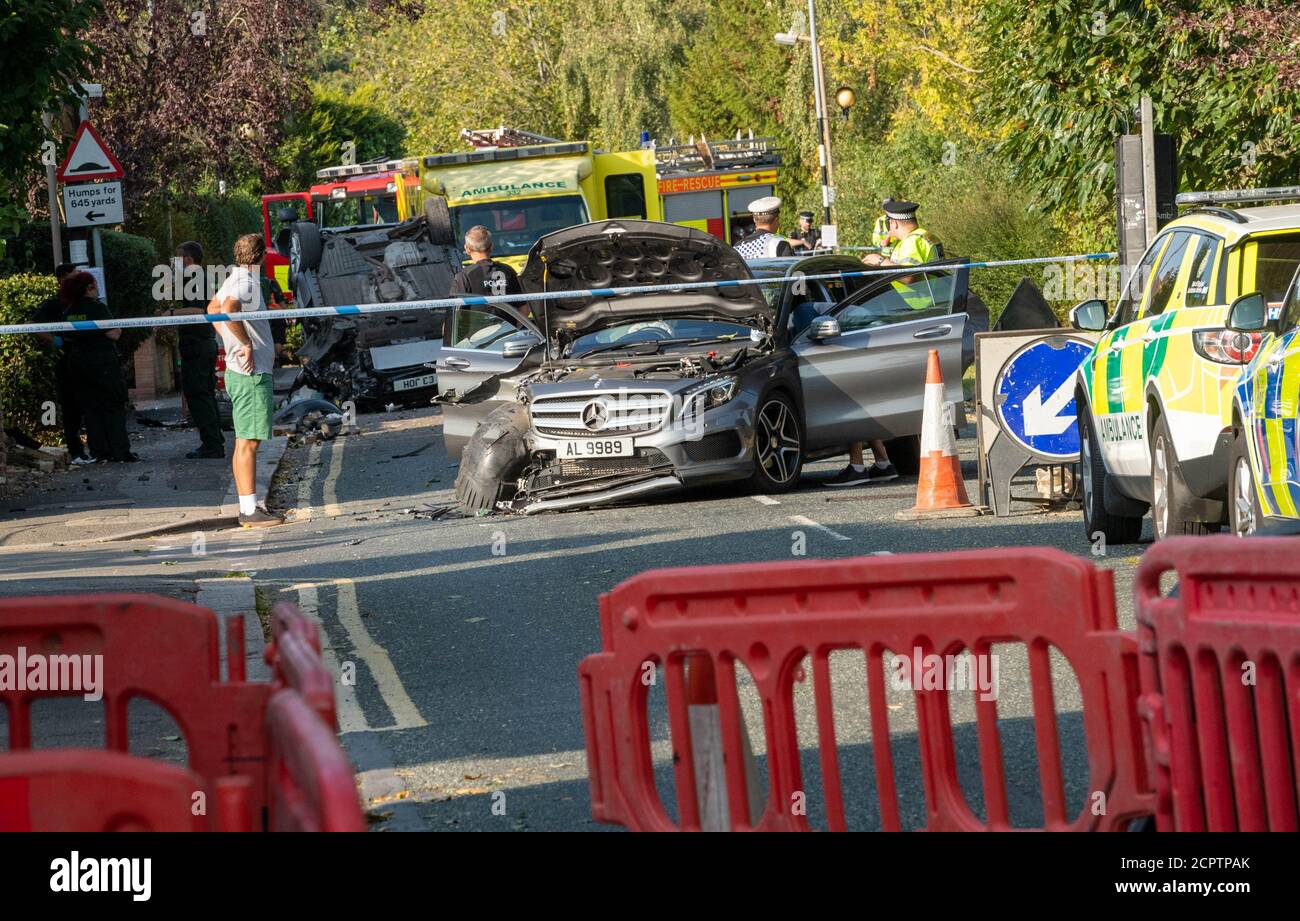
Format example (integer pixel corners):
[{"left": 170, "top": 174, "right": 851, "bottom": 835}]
[
  {"left": 266, "top": 690, "right": 365, "bottom": 831},
  {"left": 0, "top": 750, "right": 209, "bottom": 831},
  {"left": 1135, "top": 536, "right": 1300, "bottom": 832},
  {"left": 265, "top": 601, "right": 337, "bottom": 729},
  {"left": 0, "top": 594, "right": 272, "bottom": 815},
  {"left": 580, "top": 549, "right": 1154, "bottom": 831},
  {"left": 0, "top": 594, "right": 361, "bottom": 832}
]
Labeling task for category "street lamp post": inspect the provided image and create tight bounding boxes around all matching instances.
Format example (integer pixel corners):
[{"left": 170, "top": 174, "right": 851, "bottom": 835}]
[
  {"left": 806, "top": 0, "right": 833, "bottom": 228},
  {"left": 776, "top": 0, "right": 850, "bottom": 228}
]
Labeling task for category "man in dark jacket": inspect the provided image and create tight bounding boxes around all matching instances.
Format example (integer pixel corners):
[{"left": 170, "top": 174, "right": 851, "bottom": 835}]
[
  {"left": 31, "top": 263, "right": 87, "bottom": 462},
  {"left": 450, "top": 226, "right": 524, "bottom": 303},
  {"left": 166, "top": 241, "right": 225, "bottom": 458}
]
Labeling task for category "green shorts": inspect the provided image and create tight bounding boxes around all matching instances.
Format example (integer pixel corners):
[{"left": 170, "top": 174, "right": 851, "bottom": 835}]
[{"left": 225, "top": 371, "right": 274, "bottom": 441}]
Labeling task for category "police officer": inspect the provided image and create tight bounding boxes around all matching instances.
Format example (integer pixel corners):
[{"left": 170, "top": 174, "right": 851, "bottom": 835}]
[
  {"left": 870, "top": 211, "right": 893, "bottom": 259},
  {"left": 31, "top": 263, "right": 89, "bottom": 463},
  {"left": 788, "top": 210, "right": 822, "bottom": 252},
  {"left": 166, "top": 242, "right": 225, "bottom": 459},
  {"left": 451, "top": 226, "right": 524, "bottom": 302},
  {"left": 58, "top": 271, "right": 136, "bottom": 463},
  {"left": 734, "top": 197, "right": 794, "bottom": 259},
  {"left": 862, "top": 199, "right": 942, "bottom": 268}
]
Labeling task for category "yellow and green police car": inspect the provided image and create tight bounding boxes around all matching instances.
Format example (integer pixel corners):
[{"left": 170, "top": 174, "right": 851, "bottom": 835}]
[
  {"left": 1071, "top": 191, "right": 1300, "bottom": 544},
  {"left": 1226, "top": 280, "right": 1300, "bottom": 535}
]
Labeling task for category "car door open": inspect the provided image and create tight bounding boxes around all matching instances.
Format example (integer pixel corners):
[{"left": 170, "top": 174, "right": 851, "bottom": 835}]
[
  {"left": 794, "top": 260, "right": 968, "bottom": 450},
  {"left": 435, "top": 306, "right": 542, "bottom": 458}
]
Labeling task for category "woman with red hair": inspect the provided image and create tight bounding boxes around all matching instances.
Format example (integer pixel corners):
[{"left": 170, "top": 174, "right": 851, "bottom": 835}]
[{"left": 58, "top": 271, "right": 136, "bottom": 462}]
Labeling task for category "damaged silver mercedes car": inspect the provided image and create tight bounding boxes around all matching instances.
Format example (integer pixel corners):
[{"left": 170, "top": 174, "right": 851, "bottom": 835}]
[{"left": 435, "top": 220, "right": 969, "bottom": 514}]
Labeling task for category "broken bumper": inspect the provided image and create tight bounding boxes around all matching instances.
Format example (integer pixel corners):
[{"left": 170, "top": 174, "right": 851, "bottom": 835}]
[{"left": 511, "top": 475, "right": 684, "bottom": 515}]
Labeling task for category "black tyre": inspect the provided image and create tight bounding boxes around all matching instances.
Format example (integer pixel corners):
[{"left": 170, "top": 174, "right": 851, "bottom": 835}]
[
  {"left": 883, "top": 434, "right": 921, "bottom": 476},
  {"left": 454, "top": 403, "right": 531, "bottom": 514},
  {"left": 1228, "top": 427, "right": 1263, "bottom": 537},
  {"left": 1150, "top": 413, "right": 1218, "bottom": 540},
  {"left": 424, "top": 197, "right": 456, "bottom": 246},
  {"left": 291, "top": 221, "right": 323, "bottom": 274},
  {"left": 748, "top": 392, "right": 803, "bottom": 493},
  {"left": 1080, "top": 406, "right": 1142, "bottom": 545}
]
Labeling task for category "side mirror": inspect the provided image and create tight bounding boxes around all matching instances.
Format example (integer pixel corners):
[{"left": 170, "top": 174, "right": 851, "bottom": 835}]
[
  {"left": 1227, "top": 292, "right": 1268, "bottom": 332},
  {"left": 808, "top": 317, "right": 841, "bottom": 341},
  {"left": 1069, "top": 299, "right": 1107, "bottom": 332},
  {"left": 501, "top": 332, "right": 542, "bottom": 360}
]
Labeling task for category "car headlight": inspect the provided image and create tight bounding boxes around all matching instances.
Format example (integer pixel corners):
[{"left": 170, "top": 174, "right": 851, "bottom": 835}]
[{"left": 682, "top": 375, "right": 738, "bottom": 416}]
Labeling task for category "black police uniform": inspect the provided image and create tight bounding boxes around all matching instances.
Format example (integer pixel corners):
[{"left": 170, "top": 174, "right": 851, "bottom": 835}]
[
  {"left": 62, "top": 296, "right": 132, "bottom": 461},
  {"left": 31, "top": 295, "right": 84, "bottom": 458},
  {"left": 794, "top": 227, "right": 822, "bottom": 249},
  {"left": 447, "top": 258, "right": 526, "bottom": 338},
  {"left": 176, "top": 280, "right": 224, "bottom": 455}
]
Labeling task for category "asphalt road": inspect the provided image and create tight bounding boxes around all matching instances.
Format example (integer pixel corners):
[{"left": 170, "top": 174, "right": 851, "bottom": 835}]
[{"left": 246, "top": 404, "right": 1151, "bottom": 832}]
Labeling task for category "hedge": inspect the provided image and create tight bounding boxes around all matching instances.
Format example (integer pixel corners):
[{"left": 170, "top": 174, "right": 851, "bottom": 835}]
[
  {"left": 0, "top": 222, "right": 160, "bottom": 360},
  {"left": 0, "top": 273, "right": 59, "bottom": 442},
  {"left": 131, "top": 189, "right": 264, "bottom": 266}
]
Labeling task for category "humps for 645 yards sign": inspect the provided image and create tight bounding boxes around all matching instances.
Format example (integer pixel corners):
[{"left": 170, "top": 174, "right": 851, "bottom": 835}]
[{"left": 62, "top": 182, "right": 124, "bottom": 228}]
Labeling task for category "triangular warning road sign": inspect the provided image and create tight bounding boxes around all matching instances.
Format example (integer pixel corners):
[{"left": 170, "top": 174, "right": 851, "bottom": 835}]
[{"left": 57, "top": 121, "right": 124, "bottom": 183}]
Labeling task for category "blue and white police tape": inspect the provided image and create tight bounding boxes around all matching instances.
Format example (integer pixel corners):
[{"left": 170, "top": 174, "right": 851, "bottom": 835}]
[{"left": 0, "top": 251, "right": 1117, "bottom": 336}]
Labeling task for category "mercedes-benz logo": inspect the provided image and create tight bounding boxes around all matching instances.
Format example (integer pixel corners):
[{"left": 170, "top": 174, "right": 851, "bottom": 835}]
[{"left": 581, "top": 400, "right": 610, "bottom": 431}]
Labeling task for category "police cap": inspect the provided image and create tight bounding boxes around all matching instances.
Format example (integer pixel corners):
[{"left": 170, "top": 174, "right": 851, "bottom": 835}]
[
  {"left": 882, "top": 198, "right": 919, "bottom": 220},
  {"left": 749, "top": 196, "right": 782, "bottom": 216}
]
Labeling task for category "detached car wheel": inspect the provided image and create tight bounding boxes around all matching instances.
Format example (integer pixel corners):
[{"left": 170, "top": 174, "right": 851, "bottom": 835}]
[
  {"left": 1150, "top": 414, "right": 1217, "bottom": 540},
  {"left": 454, "top": 403, "right": 531, "bottom": 514},
  {"left": 291, "top": 221, "right": 323, "bottom": 274},
  {"left": 1229, "top": 429, "right": 1263, "bottom": 537},
  {"left": 1080, "top": 406, "right": 1142, "bottom": 545},
  {"left": 423, "top": 197, "right": 456, "bottom": 246},
  {"left": 748, "top": 393, "right": 803, "bottom": 494}
]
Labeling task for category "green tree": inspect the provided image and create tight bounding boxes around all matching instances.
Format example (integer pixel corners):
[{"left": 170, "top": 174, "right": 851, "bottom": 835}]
[
  {"left": 0, "top": 0, "right": 102, "bottom": 247},
  {"left": 667, "top": 0, "right": 789, "bottom": 141},
  {"left": 275, "top": 84, "right": 407, "bottom": 191},
  {"left": 977, "top": 0, "right": 1300, "bottom": 214}
]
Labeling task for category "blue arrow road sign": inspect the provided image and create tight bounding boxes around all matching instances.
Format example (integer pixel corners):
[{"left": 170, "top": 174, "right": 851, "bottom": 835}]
[{"left": 994, "top": 336, "right": 1094, "bottom": 461}]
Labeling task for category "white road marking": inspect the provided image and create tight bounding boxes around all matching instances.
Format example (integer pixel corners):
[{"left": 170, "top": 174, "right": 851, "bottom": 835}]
[
  {"left": 751, "top": 495, "right": 780, "bottom": 506},
  {"left": 333, "top": 577, "right": 427, "bottom": 731},
  {"left": 291, "top": 582, "right": 369, "bottom": 734},
  {"left": 789, "top": 515, "right": 852, "bottom": 542}
]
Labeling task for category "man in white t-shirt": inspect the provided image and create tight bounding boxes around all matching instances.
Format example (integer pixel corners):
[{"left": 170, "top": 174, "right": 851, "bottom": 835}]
[{"left": 207, "top": 234, "right": 281, "bottom": 527}]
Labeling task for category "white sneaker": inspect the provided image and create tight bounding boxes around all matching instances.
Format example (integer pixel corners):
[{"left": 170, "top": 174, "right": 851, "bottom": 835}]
[{"left": 70, "top": 455, "right": 98, "bottom": 466}]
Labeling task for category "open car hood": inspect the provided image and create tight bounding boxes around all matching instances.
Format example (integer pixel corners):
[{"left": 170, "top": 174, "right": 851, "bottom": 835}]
[{"left": 517, "top": 220, "right": 771, "bottom": 338}]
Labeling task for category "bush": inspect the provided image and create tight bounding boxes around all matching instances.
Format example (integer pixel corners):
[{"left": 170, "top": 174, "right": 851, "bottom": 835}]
[
  {"left": 0, "top": 223, "right": 161, "bottom": 360},
  {"left": 99, "top": 230, "right": 160, "bottom": 359},
  {"left": 0, "top": 274, "right": 59, "bottom": 442},
  {"left": 131, "top": 188, "right": 265, "bottom": 268},
  {"left": 833, "top": 119, "right": 1065, "bottom": 323}
]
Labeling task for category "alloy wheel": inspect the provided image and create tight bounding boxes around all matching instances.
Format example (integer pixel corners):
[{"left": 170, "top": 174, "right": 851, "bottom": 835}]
[
  {"left": 1152, "top": 434, "right": 1170, "bottom": 539},
  {"left": 756, "top": 399, "right": 801, "bottom": 484},
  {"left": 1081, "top": 426, "right": 1095, "bottom": 520}
]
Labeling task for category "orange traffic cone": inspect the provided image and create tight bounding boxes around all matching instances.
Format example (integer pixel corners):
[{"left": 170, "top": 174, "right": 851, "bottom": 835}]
[{"left": 895, "top": 349, "right": 980, "bottom": 520}]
